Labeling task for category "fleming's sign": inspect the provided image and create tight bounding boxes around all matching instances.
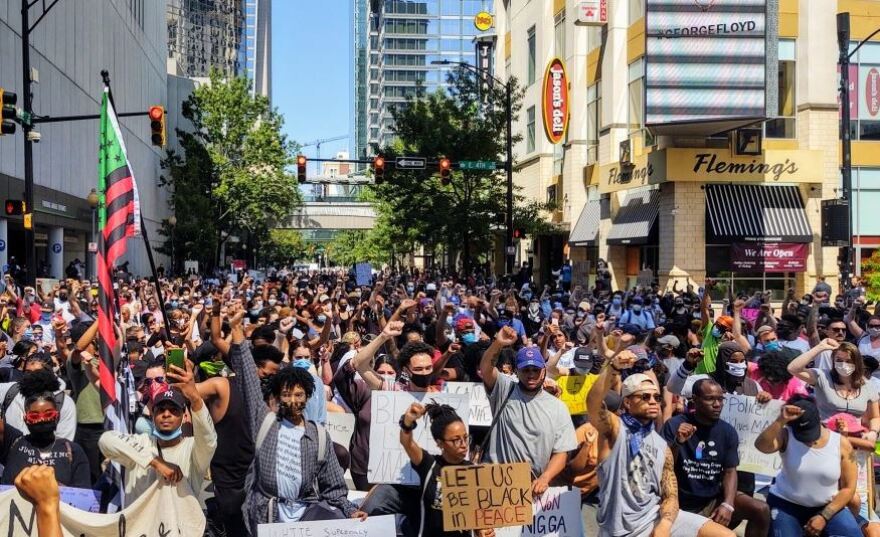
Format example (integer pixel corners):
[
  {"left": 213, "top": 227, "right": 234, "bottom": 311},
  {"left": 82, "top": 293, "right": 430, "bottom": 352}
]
[{"left": 542, "top": 58, "right": 569, "bottom": 145}]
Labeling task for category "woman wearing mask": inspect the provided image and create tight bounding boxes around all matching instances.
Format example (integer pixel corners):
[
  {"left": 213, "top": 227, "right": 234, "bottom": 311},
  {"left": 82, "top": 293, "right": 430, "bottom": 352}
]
[
  {"left": 399, "top": 402, "right": 494, "bottom": 537},
  {"left": 787, "top": 339, "right": 880, "bottom": 442},
  {"left": 668, "top": 341, "right": 759, "bottom": 399},
  {"left": 847, "top": 314, "right": 880, "bottom": 363},
  {"left": 0, "top": 369, "right": 90, "bottom": 487},
  {"left": 755, "top": 395, "right": 861, "bottom": 536}
]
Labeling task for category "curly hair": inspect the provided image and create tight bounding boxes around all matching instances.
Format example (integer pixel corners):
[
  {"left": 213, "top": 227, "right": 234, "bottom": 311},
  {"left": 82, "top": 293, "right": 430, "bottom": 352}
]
[
  {"left": 424, "top": 401, "right": 464, "bottom": 442},
  {"left": 397, "top": 341, "right": 436, "bottom": 370},
  {"left": 19, "top": 368, "right": 60, "bottom": 409},
  {"left": 757, "top": 351, "right": 794, "bottom": 384},
  {"left": 269, "top": 365, "right": 315, "bottom": 400}
]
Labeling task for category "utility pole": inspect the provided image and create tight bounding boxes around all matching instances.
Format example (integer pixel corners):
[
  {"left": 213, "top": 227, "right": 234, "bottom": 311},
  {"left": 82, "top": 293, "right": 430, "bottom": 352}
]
[
  {"left": 21, "top": 0, "right": 35, "bottom": 287},
  {"left": 505, "top": 79, "right": 514, "bottom": 276}
]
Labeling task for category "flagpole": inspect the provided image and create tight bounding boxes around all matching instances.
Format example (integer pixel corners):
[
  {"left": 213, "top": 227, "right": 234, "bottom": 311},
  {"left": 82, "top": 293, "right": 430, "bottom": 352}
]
[{"left": 100, "top": 70, "right": 170, "bottom": 332}]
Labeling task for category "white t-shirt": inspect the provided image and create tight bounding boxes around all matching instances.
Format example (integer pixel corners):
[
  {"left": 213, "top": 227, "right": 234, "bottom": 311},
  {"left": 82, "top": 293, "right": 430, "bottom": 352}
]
[{"left": 780, "top": 338, "right": 811, "bottom": 355}]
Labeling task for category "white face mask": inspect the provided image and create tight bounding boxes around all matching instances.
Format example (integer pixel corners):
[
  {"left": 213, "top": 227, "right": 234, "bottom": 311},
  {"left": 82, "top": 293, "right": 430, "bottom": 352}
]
[
  {"left": 725, "top": 362, "right": 747, "bottom": 378},
  {"left": 869, "top": 327, "right": 880, "bottom": 338},
  {"left": 835, "top": 361, "right": 856, "bottom": 378}
]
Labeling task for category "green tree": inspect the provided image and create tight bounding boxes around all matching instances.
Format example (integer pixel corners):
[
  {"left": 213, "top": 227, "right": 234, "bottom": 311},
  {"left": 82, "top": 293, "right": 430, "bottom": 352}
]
[
  {"left": 862, "top": 249, "right": 880, "bottom": 301},
  {"left": 158, "top": 70, "right": 300, "bottom": 270},
  {"left": 370, "top": 68, "right": 550, "bottom": 272},
  {"left": 261, "top": 229, "right": 309, "bottom": 266}
]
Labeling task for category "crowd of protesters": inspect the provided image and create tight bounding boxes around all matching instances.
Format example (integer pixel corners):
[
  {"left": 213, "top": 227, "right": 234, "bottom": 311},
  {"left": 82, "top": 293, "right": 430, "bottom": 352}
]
[{"left": 1, "top": 261, "right": 879, "bottom": 537}]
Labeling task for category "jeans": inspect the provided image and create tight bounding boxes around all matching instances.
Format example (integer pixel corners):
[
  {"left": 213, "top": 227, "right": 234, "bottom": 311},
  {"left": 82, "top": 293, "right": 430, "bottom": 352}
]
[
  {"left": 767, "top": 494, "right": 862, "bottom": 537},
  {"left": 361, "top": 484, "right": 420, "bottom": 537}
]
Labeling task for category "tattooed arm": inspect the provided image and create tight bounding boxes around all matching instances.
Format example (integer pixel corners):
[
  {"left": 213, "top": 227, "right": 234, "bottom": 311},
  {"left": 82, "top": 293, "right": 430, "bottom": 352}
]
[{"left": 653, "top": 447, "right": 679, "bottom": 537}]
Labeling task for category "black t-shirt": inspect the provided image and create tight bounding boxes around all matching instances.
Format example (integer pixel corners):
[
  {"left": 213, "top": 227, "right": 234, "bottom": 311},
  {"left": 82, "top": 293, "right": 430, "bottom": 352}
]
[
  {"left": 0, "top": 427, "right": 91, "bottom": 488},
  {"left": 413, "top": 450, "right": 472, "bottom": 537},
  {"left": 660, "top": 413, "right": 739, "bottom": 506}
]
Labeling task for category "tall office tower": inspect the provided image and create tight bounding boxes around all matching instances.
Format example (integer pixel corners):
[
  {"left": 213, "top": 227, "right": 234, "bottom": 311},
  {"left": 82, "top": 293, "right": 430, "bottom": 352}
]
[
  {"left": 352, "top": 0, "right": 370, "bottom": 165},
  {"left": 362, "top": 0, "right": 492, "bottom": 149},
  {"left": 243, "top": 0, "right": 271, "bottom": 99},
  {"left": 167, "top": 0, "right": 245, "bottom": 81}
]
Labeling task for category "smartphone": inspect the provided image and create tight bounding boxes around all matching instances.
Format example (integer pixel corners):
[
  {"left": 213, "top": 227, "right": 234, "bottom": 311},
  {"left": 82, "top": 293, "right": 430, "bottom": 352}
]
[{"left": 166, "top": 348, "right": 185, "bottom": 372}]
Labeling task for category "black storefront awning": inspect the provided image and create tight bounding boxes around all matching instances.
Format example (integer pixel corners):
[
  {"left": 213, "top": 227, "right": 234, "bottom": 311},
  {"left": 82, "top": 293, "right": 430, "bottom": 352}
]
[
  {"left": 607, "top": 189, "right": 660, "bottom": 245},
  {"left": 705, "top": 184, "right": 813, "bottom": 243},
  {"left": 569, "top": 199, "right": 601, "bottom": 246}
]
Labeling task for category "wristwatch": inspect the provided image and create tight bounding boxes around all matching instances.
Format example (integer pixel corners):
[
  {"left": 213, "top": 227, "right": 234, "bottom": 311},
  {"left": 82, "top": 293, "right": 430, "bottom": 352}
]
[{"left": 399, "top": 415, "right": 417, "bottom": 432}]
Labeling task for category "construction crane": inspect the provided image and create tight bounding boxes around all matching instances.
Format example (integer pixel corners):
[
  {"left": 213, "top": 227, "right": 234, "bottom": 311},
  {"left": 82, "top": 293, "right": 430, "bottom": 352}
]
[{"left": 300, "top": 134, "right": 349, "bottom": 163}]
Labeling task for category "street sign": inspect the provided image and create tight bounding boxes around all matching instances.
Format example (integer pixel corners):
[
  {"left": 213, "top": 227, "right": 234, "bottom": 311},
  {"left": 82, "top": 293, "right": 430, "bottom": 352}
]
[
  {"left": 88, "top": 242, "right": 97, "bottom": 253},
  {"left": 395, "top": 157, "right": 426, "bottom": 170},
  {"left": 459, "top": 160, "right": 497, "bottom": 171}
]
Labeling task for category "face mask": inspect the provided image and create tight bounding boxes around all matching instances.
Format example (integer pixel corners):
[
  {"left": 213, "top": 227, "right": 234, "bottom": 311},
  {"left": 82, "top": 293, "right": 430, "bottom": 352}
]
[
  {"left": 259, "top": 376, "right": 274, "bottom": 396},
  {"left": 278, "top": 400, "right": 305, "bottom": 421},
  {"left": 152, "top": 426, "right": 183, "bottom": 442},
  {"left": 725, "top": 362, "right": 747, "bottom": 378},
  {"left": 577, "top": 311, "right": 586, "bottom": 318},
  {"left": 835, "top": 361, "right": 856, "bottom": 377},
  {"left": 461, "top": 333, "right": 478, "bottom": 345},
  {"left": 612, "top": 298, "right": 621, "bottom": 306},
  {"left": 529, "top": 304, "right": 539, "bottom": 312},
  {"left": 170, "top": 301, "right": 179, "bottom": 309},
  {"left": 379, "top": 373, "right": 397, "bottom": 390},
  {"left": 631, "top": 305, "right": 642, "bottom": 314},
  {"left": 316, "top": 314, "right": 327, "bottom": 324},
  {"left": 711, "top": 327, "right": 722, "bottom": 339},
  {"left": 869, "top": 328, "right": 880, "bottom": 338},
  {"left": 407, "top": 285, "right": 414, "bottom": 293},
  {"left": 446, "top": 315, "right": 453, "bottom": 326},
  {"left": 268, "top": 299, "right": 277, "bottom": 306},
  {"left": 58, "top": 293, "right": 68, "bottom": 302},
  {"left": 22, "top": 329, "right": 33, "bottom": 341},
  {"left": 26, "top": 420, "right": 57, "bottom": 438},
  {"left": 763, "top": 341, "right": 780, "bottom": 353},
  {"left": 40, "top": 313, "right": 52, "bottom": 323},
  {"left": 409, "top": 372, "right": 432, "bottom": 389}
]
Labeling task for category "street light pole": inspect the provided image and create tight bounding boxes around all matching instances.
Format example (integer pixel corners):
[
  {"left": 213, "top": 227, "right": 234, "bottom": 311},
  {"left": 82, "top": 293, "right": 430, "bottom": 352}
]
[{"left": 21, "top": 0, "right": 35, "bottom": 287}]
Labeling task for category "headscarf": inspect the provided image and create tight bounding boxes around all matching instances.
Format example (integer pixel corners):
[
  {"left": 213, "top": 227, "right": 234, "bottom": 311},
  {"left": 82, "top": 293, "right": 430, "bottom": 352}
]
[{"left": 712, "top": 341, "right": 746, "bottom": 393}]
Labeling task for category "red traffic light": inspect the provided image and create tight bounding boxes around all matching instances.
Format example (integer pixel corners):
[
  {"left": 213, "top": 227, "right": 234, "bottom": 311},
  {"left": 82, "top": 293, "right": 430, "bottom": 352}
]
[
  {"left": 4, "top": 199, "right": 25, "bottom": 216},
  {"left": 297, "top": 155, "right": 307, "bottom": 167},
  {"left": 373, "top": 156, "right": 385, "bottom": 182},
  {"left": 439, "top": 158, "right": 450, "bottom": 171},
  {"left": 148, "top": 106, "right": 164, "bottom": 121},
  {"left": 148, "top": 105, "right": 165, "bottom": 147},
  {"left": 296, "top": 155, "right": 307, "bottom": 183},
  {"left": 513, "top": 228, "right": 526, "bottom": 240}
]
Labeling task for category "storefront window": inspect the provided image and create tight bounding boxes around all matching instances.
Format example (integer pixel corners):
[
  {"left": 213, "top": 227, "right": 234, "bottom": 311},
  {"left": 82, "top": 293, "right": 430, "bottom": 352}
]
[
  {"left": 766, "top": 39, "right": 796, "bottom": 139},
  {"left": 628, "top": 60, "right": 654, "bottom": 146},
  {"left": 705, "top": 245, "right": 796, "bottom": 301},
  {"left": 526, "top": 106, "right": 536, "bottom": 153}
]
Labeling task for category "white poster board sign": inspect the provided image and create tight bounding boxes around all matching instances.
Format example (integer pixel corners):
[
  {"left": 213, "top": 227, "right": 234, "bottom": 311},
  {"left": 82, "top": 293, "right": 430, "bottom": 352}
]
[
  {"left": 326, "top": 412, "right": 356, "bottom": 447},
  {"left": 495, "top": 487, "right": 583, "bottom": 537},
  {"left": 368, "top": 391, "right": 470, "bottom": 485},
  {"left": 719, "top": 394, "right": 783, "bottom": 476},
  {"left": 443, "top": 382, "right": 492, "bottom": 427},
  {"left": 355, "top": 262, "right": 373, "bottom": 286},
  {"left": 184, "top": 260, "right": 199, "bottom": 274},
  {"left": 258, "top": 514, "right": 395, "bottom": 537}
]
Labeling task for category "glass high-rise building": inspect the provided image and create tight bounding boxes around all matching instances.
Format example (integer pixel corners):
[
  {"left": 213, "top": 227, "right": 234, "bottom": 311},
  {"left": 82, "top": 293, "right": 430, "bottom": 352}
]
[
  {"left": 243, "top": 0, "right": 272, "bottom": 99},
  {"left": 355, "top": 0, "right": 492, "bottom": 151}
]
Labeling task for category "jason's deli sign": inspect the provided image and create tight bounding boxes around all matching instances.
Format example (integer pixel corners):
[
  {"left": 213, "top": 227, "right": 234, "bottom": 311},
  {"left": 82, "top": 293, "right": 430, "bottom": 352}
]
[
  {"left": 731, "top": 243, "right": 807, "bottom": 272},
  {"left": 542, "top": 58, "right": 569, "bottom": 145}
]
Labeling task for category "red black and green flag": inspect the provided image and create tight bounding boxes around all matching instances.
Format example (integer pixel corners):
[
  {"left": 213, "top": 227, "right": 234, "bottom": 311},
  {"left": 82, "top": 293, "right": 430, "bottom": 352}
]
[{"left": 96, "top": 87, "right": 141, "bottom": 405}]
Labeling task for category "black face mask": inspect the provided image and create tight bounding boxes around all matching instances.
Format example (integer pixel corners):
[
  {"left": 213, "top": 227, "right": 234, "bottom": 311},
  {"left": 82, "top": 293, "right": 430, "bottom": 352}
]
[
  {"left": 259, "top": 376, "right": 274, "bottom": 398},
  {"left": 277, "top": 400, "right": 305, "bottom": 422},
  {"left": 26, "top": 421, "right": 57, "bottom": 442},
  {"left": 58, "top": 293, "right": 68, "bottom": 302},
  {"left": 409, "top": 372, "right": 432, "bottom": 389}
]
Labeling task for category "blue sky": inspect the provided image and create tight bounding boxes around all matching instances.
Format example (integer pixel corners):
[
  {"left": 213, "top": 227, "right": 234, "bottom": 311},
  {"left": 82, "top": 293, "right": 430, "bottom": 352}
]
[{"left": 272, "top": 0, "right": 352, "bottom": 172}]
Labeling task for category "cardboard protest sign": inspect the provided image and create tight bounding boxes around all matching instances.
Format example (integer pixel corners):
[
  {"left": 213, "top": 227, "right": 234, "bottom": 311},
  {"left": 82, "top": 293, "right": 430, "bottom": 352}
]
[
  {"left": 441, "top": 462, "right": 533, "bottom": 531},
  {"left": 557, "top": 375, "right": 598, "bottom": 415},
  {"left": 257, "top": 514, "right": 395, "bottom": 537},
  {"left": 0, "top": 481, "right": 204, "bottom": 536},
  {"left": 326, "top": 412, "right": 356, "bottom": 447},
  {"left": 367, "top": 391, "right": 470, "bottom": 484},
  {"left": 496, "top": 487, "right": 583, "bottom": 537},
  {"left": 443, "top": 382, "right": 492, "bottom": 426},
  {"left": 719, "top": 394, "right": 783, "bottom": 476}
]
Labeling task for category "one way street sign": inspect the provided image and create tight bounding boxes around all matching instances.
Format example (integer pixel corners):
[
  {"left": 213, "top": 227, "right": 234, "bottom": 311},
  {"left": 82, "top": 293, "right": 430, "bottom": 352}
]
[{"left": 395, "top": 157, "right": 426, "bottom": 169}]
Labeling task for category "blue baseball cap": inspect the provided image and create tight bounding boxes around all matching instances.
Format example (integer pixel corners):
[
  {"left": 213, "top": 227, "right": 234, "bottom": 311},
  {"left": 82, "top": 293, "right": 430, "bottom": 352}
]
[{"left": 516, "top": 347, "right": 546, "bottom": 370}]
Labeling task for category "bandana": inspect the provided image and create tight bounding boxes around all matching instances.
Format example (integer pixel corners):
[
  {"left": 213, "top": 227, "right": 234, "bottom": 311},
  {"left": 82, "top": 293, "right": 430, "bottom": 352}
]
[{"left": 621, "top": 412, "right": 654, "bottom": 459}]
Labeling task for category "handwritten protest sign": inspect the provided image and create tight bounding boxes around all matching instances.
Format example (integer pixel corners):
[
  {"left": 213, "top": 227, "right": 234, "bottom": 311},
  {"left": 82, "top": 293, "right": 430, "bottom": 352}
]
[
  {"left": 719, "top": 394, "right": 782, "bottom": 475},
  {"left": 0, "top": 481, "right": 204, "bottom": 536},
  {"left": 444, "top": 382, "right": 491, "bottom": 426},
  {"left": 258, "top": 514, "right": 395, "bottom": 537},
  {"left": 496, "top": 487, "right": 583, "bottom": 537},
  {"left": 355, "top": 262, "right": 373, "bottom": 286},
  {"left": 741, "top": 308, "right": 761, "bottom": 326},
  {"left": 0, "top": 485, "right": 100, "bottom": 513},
  {"left": 326, "top": 412, "right": 356, "bottom": 447},
  {"left": 557, "top": 375, "right": 599, "bottom": 415},
  {"left": 441, "top": 463, "right": 533, "bottom": 531},
  {"left": 367, "top": 391, "right": 470, "bottom": 484},
  {"left": 856, "top": 451, "right": 875, "bottom": 517}
]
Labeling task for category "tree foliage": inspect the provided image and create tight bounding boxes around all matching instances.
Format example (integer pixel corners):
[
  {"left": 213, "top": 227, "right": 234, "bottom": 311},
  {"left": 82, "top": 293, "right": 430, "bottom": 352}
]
[
  {"left": 158, "top": 70, "right": 300, "bottom": 270},
  {"left": 368, "top": 68, "right": 552, "bottom": 272},
  {"left": 261, "top": 229, "right": 309, "bottom": 266},
  {"left": 862, "top": 250, "right": 880, "bottom": 301}
]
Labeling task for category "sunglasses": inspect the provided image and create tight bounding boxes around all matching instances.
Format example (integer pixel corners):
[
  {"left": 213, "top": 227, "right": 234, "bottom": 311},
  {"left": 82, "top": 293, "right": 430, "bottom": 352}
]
[
  {"left": 829, "top": 327, "right": 847, "bottom": 333},
  {"left": 25, "top": 409, "right": 59, "bottom": 423},
  {"left": 143, "top": 377, "right": 166, "bottom": 386},
  {"left": 631, "top": 392, "right": 662, "bottom": 403}
]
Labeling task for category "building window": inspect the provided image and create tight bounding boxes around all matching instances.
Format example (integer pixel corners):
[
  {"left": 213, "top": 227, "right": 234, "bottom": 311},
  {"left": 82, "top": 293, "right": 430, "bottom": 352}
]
[
  {"left": 705, "top": 245, "right": 796, "bottom": 301},
  {"left": 554, "top": 10, "right": 565, "bottom": 58},
  {"left": 846, "top": 42, "right": 880, "bottom": 140},
  {"left": 527, "top": 26, "right": 536, "bottom": 85},
  {"left": 628, "top": 59, "right": 645, "bottom": 134},
  {"left": 629, "top": 0, "right": 645, "bottom": 25},
  {"left": 587, "top": 83, "right": 600, "bottom": 164},
  {"left": 526, "top": 106, "right": 536, "bottom": 153},
  {"left": 766, "top": 39, "right": 796, "bottom": 139}
]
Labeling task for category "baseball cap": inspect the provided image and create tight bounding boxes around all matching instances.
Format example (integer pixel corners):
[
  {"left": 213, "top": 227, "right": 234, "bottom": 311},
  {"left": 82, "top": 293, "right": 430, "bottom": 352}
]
[
  {"left": 578, "top": 301, "right": 590, "bottom": 311},
  {"left": 573, "top": 347, "right": 594, "bottom": 369},
  {"left": 715, "top": 315, "right": 734, "bottom": 330},
  {"left": 516, "top": 347, "right": 546, "bottom": 370},
  {"left": 151, "top": 387, "right": 187, "bottom": 410},
  {"left": 620, "top": 324, "right": 643, "bottom": 337},
  {"left": 621, "top": 373, "right": 657, "bottom": 397},
  {"left": 656, "top": 335, "right": 680, "bottom": 348},
  {"left": 454, "top": 315, "right": 475, "bottom": 332}
]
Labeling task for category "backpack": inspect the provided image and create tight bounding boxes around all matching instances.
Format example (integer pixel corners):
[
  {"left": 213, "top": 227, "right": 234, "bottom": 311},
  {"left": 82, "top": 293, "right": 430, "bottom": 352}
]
[
  {"left": 255, "top": 412, "right": 326, "bottom": 464},
  {"left": 1, "top": 384, "right": 65, "bottom": 421}
]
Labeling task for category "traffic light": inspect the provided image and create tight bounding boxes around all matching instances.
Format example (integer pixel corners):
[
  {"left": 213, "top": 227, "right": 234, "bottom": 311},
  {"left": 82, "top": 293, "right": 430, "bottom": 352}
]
[
  {"left": 148, "top": 105, "right": 165, "bottom": 147},
  {"left": 439, "top": 157, "right": 451, "bottom": 185},
  {"left": 373, "top": 156, "right": 385, "bottom": 182},
  {"left": 513, "top": 227, "right": 527, "bottom": 240},
  {"left": 1, "top": 88, "right": 17, "bottom": 136},
  {"left": 296, "top": 155, "right": 307, "bottom": 183},
  {"left": 4, "top": 199, "right": 25, "bottom": 216}
]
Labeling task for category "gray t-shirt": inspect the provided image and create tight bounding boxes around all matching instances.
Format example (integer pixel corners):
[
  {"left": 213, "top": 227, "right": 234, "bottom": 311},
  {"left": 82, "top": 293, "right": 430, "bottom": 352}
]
[
  {"left": 484, "top": 373, "right": 577, "bottom": 476},
  {"left": 811, "top": 368, "right": 879, "bottom": 420}
]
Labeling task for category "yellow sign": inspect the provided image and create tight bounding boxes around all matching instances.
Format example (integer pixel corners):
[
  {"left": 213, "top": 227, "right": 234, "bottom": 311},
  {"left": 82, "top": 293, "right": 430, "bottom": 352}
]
[
  {"left": 597, "top": 151, "right": 667, "bottom": 194},
  {"left": 474, "top": 11, "right": 494, "bottom": 31},
  {"left": 23, "top": 213, "right": 32, "bottom": 230},
  {"left": 558, "top": 374, "right": 599, "bottom": 415}
]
